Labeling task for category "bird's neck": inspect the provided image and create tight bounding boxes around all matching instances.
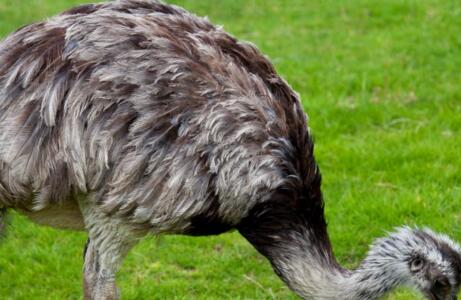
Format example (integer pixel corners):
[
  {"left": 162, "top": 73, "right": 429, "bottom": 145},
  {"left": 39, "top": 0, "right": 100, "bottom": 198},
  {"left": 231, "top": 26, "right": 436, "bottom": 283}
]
[
  {"left": 239, "top": 202, "right": 407, "bottom": 300},
  {"left": 267, "top": 237, "right": 406, "bottom": 300}
]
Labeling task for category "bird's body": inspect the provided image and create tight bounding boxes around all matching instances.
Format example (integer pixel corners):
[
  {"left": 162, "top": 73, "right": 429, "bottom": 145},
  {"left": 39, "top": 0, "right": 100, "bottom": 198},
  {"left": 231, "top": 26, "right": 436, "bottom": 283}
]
[
  {"left": 0, "top": 1, "right": 460, "bottom": 299},
  {"left": 0, "top": 0, "right": 310, "bottom": 235}
]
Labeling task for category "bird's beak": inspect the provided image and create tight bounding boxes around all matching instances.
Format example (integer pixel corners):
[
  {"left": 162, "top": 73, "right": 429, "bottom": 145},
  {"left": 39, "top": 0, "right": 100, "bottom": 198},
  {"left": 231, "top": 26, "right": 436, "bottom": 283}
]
[
  {"left": 425, "top": 288, "right": 457, "bottom": 300},
  {"left": 425, "top": 265, "right": 453, "bottom": 300}
]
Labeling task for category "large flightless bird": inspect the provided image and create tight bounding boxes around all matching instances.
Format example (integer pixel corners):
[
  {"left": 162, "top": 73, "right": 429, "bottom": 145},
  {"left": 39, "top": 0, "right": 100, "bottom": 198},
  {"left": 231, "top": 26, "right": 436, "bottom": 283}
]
[{"left": 0, "top": 1, "right": 460, "bottom": 299}]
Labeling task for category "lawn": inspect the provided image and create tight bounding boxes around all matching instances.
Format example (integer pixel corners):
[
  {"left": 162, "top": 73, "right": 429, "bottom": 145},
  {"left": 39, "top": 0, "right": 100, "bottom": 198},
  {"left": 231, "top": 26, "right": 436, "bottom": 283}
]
[{"left": 0, "top": 0, "right": 460, "bottom": 299}]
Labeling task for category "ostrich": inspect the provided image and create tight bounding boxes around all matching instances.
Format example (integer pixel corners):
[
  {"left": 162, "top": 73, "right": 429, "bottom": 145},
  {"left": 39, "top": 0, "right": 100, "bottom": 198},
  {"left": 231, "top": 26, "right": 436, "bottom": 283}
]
[{"left": 0, "top": 0, "right": 460, "bottom": 299}]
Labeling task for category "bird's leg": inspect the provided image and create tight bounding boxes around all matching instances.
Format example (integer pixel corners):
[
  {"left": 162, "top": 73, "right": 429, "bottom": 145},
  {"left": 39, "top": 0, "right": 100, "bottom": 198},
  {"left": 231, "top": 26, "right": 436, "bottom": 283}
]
[
  {"left": 83, "top": 238, "right": 120, "bottom": 300},
  {"left": 83, "top": 239, "right": 99, "bottom": 299},
  {"left": 79, "top": 200, "right": 144, "bottom": 300}
]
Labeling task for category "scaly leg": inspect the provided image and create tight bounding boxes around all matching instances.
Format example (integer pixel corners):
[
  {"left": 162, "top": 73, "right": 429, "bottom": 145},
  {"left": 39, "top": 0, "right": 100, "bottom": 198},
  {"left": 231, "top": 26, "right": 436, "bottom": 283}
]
[
  {"left": 80, "top": 201, "right": 144, "bottom": 300},
  {"left": 83, "top": 239, "right": 99, "bottom": 299}
]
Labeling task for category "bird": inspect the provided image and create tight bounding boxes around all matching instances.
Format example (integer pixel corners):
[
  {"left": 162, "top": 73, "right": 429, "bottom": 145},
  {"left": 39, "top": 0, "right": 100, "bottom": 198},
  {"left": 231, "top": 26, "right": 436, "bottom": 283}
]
[{"left": 0, "top": 0, "right": 460, "bottom": 299}]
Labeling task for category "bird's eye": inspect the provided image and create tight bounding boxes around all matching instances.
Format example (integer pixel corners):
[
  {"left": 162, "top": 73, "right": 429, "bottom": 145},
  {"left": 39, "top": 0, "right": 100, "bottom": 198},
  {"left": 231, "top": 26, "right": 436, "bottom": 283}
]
[{"left": 410, "top": 257, "right": 425, "bottom": 272}]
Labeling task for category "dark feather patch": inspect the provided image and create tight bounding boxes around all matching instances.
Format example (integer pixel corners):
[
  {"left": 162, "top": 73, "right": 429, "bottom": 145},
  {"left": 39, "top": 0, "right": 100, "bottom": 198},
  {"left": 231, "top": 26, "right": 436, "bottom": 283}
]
[{"left": 61, "top": 4, "right": 102, "bottom": 16}]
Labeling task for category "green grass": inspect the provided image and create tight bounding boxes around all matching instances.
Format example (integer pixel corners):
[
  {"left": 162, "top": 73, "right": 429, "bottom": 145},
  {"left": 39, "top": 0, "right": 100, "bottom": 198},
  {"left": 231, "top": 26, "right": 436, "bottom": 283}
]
[{"left": 1, "top": 0, "right": 461, "bottom": 299}]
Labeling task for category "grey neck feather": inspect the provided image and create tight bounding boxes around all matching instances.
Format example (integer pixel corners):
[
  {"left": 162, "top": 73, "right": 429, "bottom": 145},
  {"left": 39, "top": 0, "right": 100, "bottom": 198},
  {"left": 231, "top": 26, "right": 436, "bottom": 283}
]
[{"left": 270, "top": 235, "right": 412, "bottom": 300}]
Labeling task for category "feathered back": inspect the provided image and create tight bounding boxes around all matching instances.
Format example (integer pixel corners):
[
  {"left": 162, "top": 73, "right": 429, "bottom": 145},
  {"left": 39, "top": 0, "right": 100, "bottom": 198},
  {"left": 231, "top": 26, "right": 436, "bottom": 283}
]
[{"left": 0, "top": 0, "right": 319, "bottom": 233}]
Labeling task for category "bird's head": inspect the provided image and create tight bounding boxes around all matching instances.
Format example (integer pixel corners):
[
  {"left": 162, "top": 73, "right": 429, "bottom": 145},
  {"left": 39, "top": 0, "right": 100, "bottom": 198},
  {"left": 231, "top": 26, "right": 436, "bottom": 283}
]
[{"left": 368, "top": 227, "right": 461, "bottom": 300}]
